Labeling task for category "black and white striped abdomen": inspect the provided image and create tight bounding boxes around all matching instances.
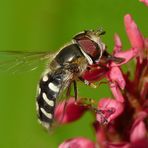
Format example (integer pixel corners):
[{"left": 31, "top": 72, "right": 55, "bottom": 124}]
[{"left": 36, "top": 70, "right": 64, "bottom": 130}]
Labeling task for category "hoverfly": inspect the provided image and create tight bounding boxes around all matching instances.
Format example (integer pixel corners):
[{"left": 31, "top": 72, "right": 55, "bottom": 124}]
[{"left": 0, "top": 29, "right": 123, "bottom": 131}]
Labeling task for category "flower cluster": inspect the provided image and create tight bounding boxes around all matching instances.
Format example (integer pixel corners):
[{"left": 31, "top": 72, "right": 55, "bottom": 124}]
[{"left": 56, "top": 8, "right": 148, "bottom": 148}]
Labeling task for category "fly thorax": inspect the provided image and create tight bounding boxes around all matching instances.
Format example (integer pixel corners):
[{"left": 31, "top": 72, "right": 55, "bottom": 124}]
[{"left": 49, "top": 59, "right": 61, "bottom": 70}]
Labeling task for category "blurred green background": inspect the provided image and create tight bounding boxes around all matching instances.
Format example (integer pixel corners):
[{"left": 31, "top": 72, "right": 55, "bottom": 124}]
[{"left": 0, "top": 0, "right": 147, "bottom": 147}]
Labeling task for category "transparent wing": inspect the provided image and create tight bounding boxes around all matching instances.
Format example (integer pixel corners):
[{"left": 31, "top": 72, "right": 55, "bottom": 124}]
[{"left": 0, "top": 50, "right": 55, "bottom": 73}]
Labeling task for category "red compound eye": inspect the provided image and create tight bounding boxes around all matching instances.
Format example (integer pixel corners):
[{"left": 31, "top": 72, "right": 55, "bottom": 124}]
[
  {"left": 77, "top": 37, "right": 100, "bottom": 58},
  {"left": 74, "top": 33, "right": 101, "bottom": 61}
]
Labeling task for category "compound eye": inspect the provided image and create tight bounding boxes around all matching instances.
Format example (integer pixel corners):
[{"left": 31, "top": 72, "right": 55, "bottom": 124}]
[{"left": 75, "top": 36, "right": 101, "bottom": 61}]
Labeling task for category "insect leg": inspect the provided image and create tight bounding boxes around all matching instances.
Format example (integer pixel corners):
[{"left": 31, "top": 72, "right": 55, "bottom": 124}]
[
  {"left": 80, "top": 97, "right": 97, "bottom": 108},
  {"left": 78, "top": 97, "right": 108, "bottom": 124},
  {"left": 73, "top": 80, "right": 78, "bottom": 102},
  {"left": 60, "top": 80, "right": 78, "bottom": 122},
  {"left": 78, "top": 76, "right": 97, "bottom": 88},
  {"left": 59, "top": 81, "right": 72, "bottom": 123}
]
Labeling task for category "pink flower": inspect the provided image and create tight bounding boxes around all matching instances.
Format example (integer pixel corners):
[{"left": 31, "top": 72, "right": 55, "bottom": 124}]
[
  {"left": 55, "top": 97, "right": 87, "bottom": 124},
  {"left": 106, "top": 42, "right": 137, "bottom": 103},
  {"left": 130, "top": 116, "right": 148, "bottom": 148},
  {"left": 113, "top": 34, "right": 139, "bottom": 66},
  {"left": 59, "top": 137, "right": 96, "bottom": 148},
  {"left": 140, "top": 0, "right": 148, "bottom": 6},
  {"left": 124, "top": 14, "right": 146, "bottom": 63},
  {"left": 113, "top": 33, "right": 122, "bottom": 53},
  {"left": 58, "top": 12, "right": 148, "bottom": 148},
  {"left": 96, "top": 98, "right": 124, "bottom": 123}
]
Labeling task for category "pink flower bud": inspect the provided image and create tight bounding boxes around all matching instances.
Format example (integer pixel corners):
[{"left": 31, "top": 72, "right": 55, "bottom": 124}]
[
  {"left": 59, "top": 137, "right": 96, "bottom": 148},
  {"left": 124, "top": 14, "right": 145, "bottom": 62},
  {"left": 113, "top": 33, "right": 122, "bottom": 53},
  {"left": 55, "top": 97, "right": 86, "bottom": 124},
  {"left": 97, "top": 98, "right": 124, "bottom": 123}
]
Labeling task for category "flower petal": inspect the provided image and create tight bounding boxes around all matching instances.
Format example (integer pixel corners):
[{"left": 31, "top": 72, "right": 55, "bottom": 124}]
[
  {"left": 124, "top": 14, "right": 145, "bottom": 62},
  {"left": 82, "top": 67, "right": 108, "bottom": 82},
  {"left": 109, "top": 82, "right": 125, "bottom": 102},
  {"left": 55, "top": 97, "right": 87, "bottom": 124},
  {"left": 108, "top": 142, "right": 131, "bottom": 148},
  {"left": 97, "top": 98, "right": 124, "bottom": 123},
  {"left": 93, "top": 121, "right": 107, "bottom": 146},
  {"left": 113, "top": 33, "right": 122, "bottom": 53},
  {"left": 130, "top": 121, "right": 147, "bottom": 143},
  {"left": 59, "top": 137, "right": 96, "bottom": 148},
  {"left": 112, "top": 48, "right": 139, "bottom": 66},
  {"left": 107, "top": 66, "right": 126, "bottom": 90}
]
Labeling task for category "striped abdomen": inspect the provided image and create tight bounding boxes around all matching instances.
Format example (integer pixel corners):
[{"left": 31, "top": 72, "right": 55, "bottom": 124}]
[{"left": 36, "top": 69, "right": 66, "bottom": 130}]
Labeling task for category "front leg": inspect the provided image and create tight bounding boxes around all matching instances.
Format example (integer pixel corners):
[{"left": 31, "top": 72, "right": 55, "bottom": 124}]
[{"left": 78, "top": 76, "right": 97, "bottom": 88}]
